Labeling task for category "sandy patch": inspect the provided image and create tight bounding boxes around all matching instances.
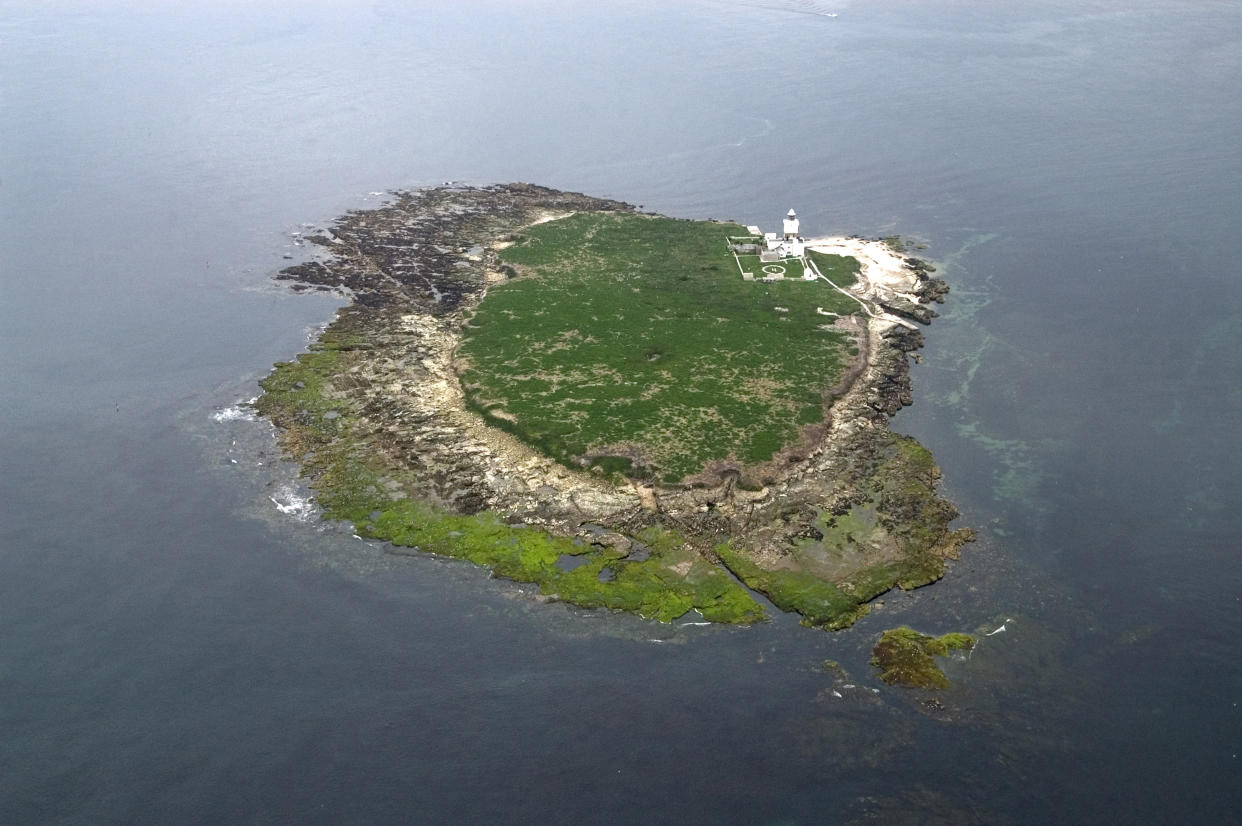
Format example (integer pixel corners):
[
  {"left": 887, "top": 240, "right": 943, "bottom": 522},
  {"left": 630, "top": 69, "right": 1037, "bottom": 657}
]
[{"left": 804, "top": 236, "right": 918, "bottom": 294}]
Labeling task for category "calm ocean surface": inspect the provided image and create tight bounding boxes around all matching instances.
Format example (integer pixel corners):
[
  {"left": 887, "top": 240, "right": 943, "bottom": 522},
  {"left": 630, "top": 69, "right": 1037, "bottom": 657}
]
[{"left": 3, "top": 1, "right": 1240, "bottom": 822}]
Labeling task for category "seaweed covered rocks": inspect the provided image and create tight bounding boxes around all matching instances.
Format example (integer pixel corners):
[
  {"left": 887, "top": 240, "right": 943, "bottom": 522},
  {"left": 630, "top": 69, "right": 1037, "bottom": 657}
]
[{"left": 871, "top": 627, "right": 976, "bottom": 689}]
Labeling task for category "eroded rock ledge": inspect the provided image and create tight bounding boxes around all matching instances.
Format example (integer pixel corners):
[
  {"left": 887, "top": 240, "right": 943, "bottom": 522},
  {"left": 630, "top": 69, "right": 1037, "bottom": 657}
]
[{"left": 257, "top": 183, "right": 972, "bottom": 629}]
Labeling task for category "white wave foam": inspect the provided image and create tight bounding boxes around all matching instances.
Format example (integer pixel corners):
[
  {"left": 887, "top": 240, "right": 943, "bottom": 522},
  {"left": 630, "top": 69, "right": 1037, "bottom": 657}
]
[
  {"left": 213, "top": 405, "right": 256, "bottom": 423},
  {"left": 268, "top": 484, "right": 317, "bottom": 522}
]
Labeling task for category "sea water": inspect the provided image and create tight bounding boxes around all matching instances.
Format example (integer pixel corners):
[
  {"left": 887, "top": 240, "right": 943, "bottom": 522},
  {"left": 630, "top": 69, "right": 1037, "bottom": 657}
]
[{"left": 3, "top": 1, "right": 1240, "bottom": 822}]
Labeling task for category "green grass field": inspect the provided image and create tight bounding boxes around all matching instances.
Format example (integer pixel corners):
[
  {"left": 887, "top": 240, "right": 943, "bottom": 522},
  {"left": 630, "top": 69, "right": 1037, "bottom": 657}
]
[
  {"left": 734, "top": 253, "right": 808, "bottom": 279},
  {"left": 807, "top": 249, "right": 860, "bottom": 289},
  {"left": 457, "top": 212, "right": 864, "bottom": 482}
]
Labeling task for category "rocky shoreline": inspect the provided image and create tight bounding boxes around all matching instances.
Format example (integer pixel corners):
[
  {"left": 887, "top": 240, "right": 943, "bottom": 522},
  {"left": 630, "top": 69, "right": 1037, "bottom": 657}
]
[{"left": 256, "top": 183, "right": 973, "bottom": 629}]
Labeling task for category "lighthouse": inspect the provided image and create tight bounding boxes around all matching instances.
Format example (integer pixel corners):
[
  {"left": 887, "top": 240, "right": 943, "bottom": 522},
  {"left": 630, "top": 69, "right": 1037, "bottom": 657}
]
[
  {"left": 760, "top": 207, "right": 806, "bottom": 262},
  {"left": 782, "top": 208, "right": 800, "bottom": 241}
]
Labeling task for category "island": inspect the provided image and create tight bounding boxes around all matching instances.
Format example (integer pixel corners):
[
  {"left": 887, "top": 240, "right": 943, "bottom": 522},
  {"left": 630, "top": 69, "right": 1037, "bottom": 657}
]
[
  {"left": 256, "top": 183, "right": 973, "bottom": 629},
  {"left": 871, "top": 627, "right": 976, "bottom": 689}
]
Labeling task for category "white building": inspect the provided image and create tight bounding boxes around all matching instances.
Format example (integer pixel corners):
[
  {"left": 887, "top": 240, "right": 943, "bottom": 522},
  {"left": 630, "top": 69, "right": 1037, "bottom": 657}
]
[
  {"left": 764, "top": 208, "right": 804, "bottom": 258},
  {"left": 783, "top": 209, "right": 799, "bottom": 240}
]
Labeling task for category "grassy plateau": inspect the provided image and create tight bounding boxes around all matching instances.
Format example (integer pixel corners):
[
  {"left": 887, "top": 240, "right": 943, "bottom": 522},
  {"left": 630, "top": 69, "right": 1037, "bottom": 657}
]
[{"left": 458, "top": 212, "right": 863, "bottom": 482}]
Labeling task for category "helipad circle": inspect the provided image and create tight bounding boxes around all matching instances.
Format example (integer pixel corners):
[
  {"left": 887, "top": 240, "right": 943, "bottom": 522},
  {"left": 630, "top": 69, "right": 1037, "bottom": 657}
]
[{"left": 762, "top": 264, "right": 786, "bottom": 275}]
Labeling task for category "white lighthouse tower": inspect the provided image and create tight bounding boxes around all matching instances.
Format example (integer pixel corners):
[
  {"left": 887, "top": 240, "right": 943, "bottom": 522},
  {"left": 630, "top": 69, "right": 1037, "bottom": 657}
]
[
  {"left": 760, "top": 207, "right": 806, "bottom": 266},
  {"left": 782, "top": 208, "right": 800, "bottom": 241}
]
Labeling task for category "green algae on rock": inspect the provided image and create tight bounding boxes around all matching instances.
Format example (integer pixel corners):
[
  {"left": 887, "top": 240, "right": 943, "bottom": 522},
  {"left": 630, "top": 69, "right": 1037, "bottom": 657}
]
[
  {"left": 255, "top": 183, "right": 970, "bottom": 628},
  {"left": 871, "top": 627, "right": 976, "bottom": 689}
]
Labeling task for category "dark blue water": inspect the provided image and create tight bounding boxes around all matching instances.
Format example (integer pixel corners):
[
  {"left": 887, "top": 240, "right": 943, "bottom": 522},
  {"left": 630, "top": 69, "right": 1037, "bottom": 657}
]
[{"left": 4, "top": 1, "right": 1241, "bottom": 823}]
